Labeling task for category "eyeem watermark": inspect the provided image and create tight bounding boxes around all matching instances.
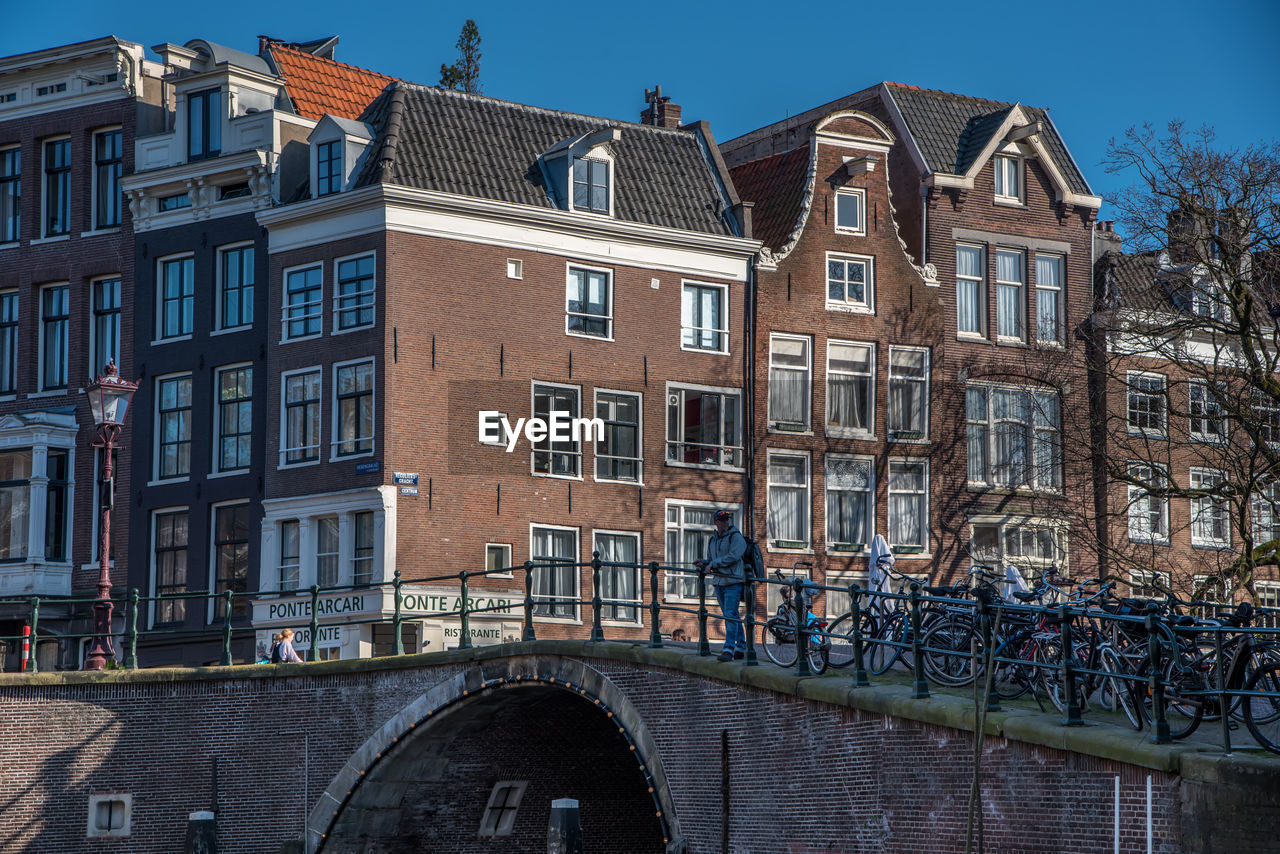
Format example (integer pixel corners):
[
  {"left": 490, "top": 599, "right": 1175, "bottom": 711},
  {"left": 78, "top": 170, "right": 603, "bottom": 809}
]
[{"left": 478, "top": 410, "right": 604, "bottom": 452}]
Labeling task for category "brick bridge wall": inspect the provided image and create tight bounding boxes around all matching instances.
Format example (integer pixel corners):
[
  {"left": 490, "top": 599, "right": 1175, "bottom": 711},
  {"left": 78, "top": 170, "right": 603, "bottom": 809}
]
[{"left": 0, "top": 641, "right": 1276, "bottom": 853}]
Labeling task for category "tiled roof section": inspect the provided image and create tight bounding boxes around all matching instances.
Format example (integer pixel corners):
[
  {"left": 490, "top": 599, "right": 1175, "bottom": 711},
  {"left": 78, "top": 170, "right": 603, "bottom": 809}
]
[
  {"left": 1098, "top": 251, "right": 1164, "bottom": 311},
  {"left": 266, "top": 41, "right": 395, "bottom": 121},
  {"left": 885, "top": 83, "right": 1091, "bottom": 196},
  {"left": 728, "top": 147, "right": 810, "bottom": 252},
  {"left": 355, "top": 82, "right": 735, "bottom": 235}
]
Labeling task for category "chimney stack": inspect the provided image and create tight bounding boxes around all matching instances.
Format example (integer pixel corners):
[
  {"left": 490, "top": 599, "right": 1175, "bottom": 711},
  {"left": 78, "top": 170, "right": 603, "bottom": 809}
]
[
  {"left": 640, "top": 85, "right": 682, "bottom": 128},
  {"left": 1168, "top": 199, "right": 1209, "bottom": 265}
]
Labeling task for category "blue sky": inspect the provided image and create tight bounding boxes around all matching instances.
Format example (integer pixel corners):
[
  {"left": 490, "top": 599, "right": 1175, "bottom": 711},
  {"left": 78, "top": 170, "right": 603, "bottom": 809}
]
[{"left": 6, "top": 0, "right": 1278, "bottom": 211}]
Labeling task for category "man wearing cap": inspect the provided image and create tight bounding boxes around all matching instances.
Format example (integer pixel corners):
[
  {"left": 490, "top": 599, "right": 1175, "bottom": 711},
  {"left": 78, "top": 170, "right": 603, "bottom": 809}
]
[{"left": 695, "top": 509, "right": 748, "bottom": 661}]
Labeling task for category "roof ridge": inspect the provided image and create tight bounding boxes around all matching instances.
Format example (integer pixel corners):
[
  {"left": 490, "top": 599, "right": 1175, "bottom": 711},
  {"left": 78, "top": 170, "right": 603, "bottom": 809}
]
[
  {"left": 376, "top": 83, "right": 408, "bottom": 185},
  {"left": 729, "top": 146, "right": 809, "bottom": 171},
  {"left": 396, "top": 80, "right": 694, "bottom": 136},
  {"left": 266, "top": 40, "right": 396, "bottom": 81},
  {"left": 886, "top": 81, "right": 1051, "bottom": 114}
]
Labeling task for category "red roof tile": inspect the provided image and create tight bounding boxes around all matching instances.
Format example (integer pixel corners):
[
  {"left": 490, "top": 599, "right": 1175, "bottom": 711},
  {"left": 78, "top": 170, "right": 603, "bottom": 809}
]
[
  {"left": 266, "top": 42, "right": 396, "bottom": 121},
  {"left": 729, "top": 147, "right": 811, "bottom": 252}
]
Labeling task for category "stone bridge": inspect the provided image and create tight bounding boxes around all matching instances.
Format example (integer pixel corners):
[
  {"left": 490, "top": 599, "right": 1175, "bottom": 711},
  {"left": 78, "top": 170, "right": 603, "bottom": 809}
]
[{"left": 1, "top": 641, "right": 1277, "bottom": 853}]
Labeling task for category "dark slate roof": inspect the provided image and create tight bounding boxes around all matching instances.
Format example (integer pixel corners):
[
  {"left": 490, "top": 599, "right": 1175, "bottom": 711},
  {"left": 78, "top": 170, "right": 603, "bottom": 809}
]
[
  {"left": 728, "top": 147, "right": 810, "bottom": 252},
  {"left": 885, "top": 83, "right": 1092, "bottom": 196},
  {"left": 355, "top": 82, "right": 735, "bottom": 235},
  {"left": 1097, "top": 251, "right": 1165, "bottom": 311}
]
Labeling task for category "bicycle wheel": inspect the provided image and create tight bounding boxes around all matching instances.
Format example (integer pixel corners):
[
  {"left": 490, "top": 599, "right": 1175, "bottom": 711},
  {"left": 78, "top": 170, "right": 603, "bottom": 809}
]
[
  {"left": 922, "top": 616, "right": 977, "bottom": 687},
  {"left": 1099, "top": 647, "right": 1143, "bottom": 731},
  {"left": 867, "top": 611, "right": 906, "bottom": 675},
  {"left": 1138, "top": 657, "right": 1205, "bottom": 740},
  {"left": 824, "top": 610, "right": 873, "bottom": 670},
  {"left": 991, "top": 631, "right": 1036, "bottom": 701},
  {"left": 1242, "top": 661, "right": 1280, "bottom": 754},
  {"left": 761, "top": 617, "right": 798, "bottom": 668},
  {"left": 807, "top": 628, "right": 829, "bottom": 676}
]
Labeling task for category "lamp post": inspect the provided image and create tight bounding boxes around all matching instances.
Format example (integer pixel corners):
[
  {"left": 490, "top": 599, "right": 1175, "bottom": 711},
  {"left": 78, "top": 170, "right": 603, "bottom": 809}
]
[{"left": 83, "top": 359, "right": 137, "bottom": 671}]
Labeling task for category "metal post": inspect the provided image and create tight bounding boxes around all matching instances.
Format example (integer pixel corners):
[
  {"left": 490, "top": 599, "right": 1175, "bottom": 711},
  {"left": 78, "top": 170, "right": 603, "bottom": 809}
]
[
  {"left": 793, "top": 577, "right": 811, "bottom": 677},
  {"left": 1214, "top": 625, "right": 1231, "bottom": 754},
  {"left": 1145, "top": 606, "right": 1170, "bottom": 744},
  {"left": 589, "top": 552, "right": 604, "bottom": 642},
  {"left": 458, "top": 570, "right": 473, "bottom": 650},
  {"left": 26, "top": 597, "right": 39, "bottom": 674},
  {"left": 850, "top": 583, "right": 869, "bottom": 687},
  {"left": 978, "top": 600, "right": 1001, "bottom": 712},
  {"left": 523, "top": 561, "right": 537, "bottom": 642},
  {"left": 85, "top": 423, "right": 120, "bottom": 671},
  {"left": 220, "top": 590, "right": 234, "bottom": 666},
  {"left": 392, "top": 569, "right": 404, "bottom": 656},
  {"left": 744, "top": 578, "right": 758, "bottom": 666},
  {"left": 125, "top": 588, "right": 139, "bottom": 670},
  {"left": 697, "top": 565, "right": 710, "bottom": 657},
  {"left": 648, "top": 562, "right": 662, "bottom": 648},
  {"left": 909, "top": 583, "right": 928, "bottom": 699},
  {"left": 1059, "top": 605, "right": 1083, "bottom": 725},
  {"left": 308, "top": 585, "right": 320, "bottom": 663}
]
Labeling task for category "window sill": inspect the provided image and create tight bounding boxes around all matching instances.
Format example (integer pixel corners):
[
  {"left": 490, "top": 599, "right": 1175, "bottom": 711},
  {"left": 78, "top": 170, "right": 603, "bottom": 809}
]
[
  {"left": 956, "top": 332, "right": 990, "bottom": 343},
  {"left": 996, "top": 337, "right": 1028, "bottom": 347},
  {"left": 966, "top": 483, "right": 1063, "bottom": 498},
  {"left": 766, "top": 543, "right": 813, "bottom": 554},
  {"left": 0, "top": 241, "right": 20, "bottom": 251},
  {"left": 826, "top": 303, "right": 875, "bottom": 315},
  {"left": 30, "top": 235, "right": 70, "bottom": 246},
  {"left": 80, "top": 227, "right": 121, "bottom": 238},
  {"left": 28, "top": 389, "right": 69, "bottom": 399},
  {"left": 767, "top": 425, "right": 812, "bottom": 436},
  {"left": 994, "top": 197, "right": 1026, "bottom": 208},
  {"left": 331, "top": 451, "right": 376, "bottom": 463},
  {"left": 1128, "top": 536, "right": 1170, "bottom": 546},
  {"left": 594, "top": 477, "right": 645, "bottom": 487},
  {"left": 601, "top": 619, "right": 645, "bottom": 628},
  {"left": 889, "top": 431, "right": 929, "bottom": 443},
  {"left": 152, "top": 335, "right": 193, "bottom": 346},
  {"left": 834, "top": 227, "right": 866, "bottom": 237},
  {"left": 148, "top": 476, "right": 191, "bottom": 487},
  {"left": 664, "top": 460, "right": 745, "bottom": 474},
  {"left": 826, "top": 545, "right": 867, "bottom": 556},
  {"left": 1191, "top": 541, "right": 1232, "bottom": 551},
  {"left": 1034, "top": 340, "right": 1065, "bottom": 350},
  {"left": 277, "top": 460, "right": 322, "bottom": 471},
  {"left": 211, "top": 325, "right": 254, "bottom": 337},
  {"left": 331, "top": 323, "right": 376, "bottom": 337},
  {"left": 207, "top": 469, "right": 250, "bottom": 480},
  {"left": 531, "top": 472, "right": 584, "bottom": 482},
  {"left": 1126, "top": 429, "right": 1168, "bottom": 440},
  {"left": 0, "top": 394, "right": 16, "bottom": 402},
  {"left": 532, "top": 615, "right": 583, "bottom": 626},
  {"left": 281, "top": 333, "right": 323, "bottom": 345},
  {"left": 889, "top": 548, "right": 931, "bottom": 559},
  {"left": 680, "top": 344, "right": 731, "bottom": 356},
  {"left": 825, "top": 428, "right": 876, "bottom": 441},
  {"left": 565, "top": 331, "right": 615, "bottom": 343}
]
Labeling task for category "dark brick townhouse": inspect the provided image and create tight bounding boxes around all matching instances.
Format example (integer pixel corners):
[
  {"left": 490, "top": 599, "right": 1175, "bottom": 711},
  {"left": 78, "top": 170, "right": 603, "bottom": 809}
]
[
  {"left": 0, "top": 38, "right": 163, "bottom": 670},
  {"left": 253, "top": 83, "right": 758, "bottom": 656},
  {"left": 723, "top": 83, "right": 1102, "bottom": 588}
]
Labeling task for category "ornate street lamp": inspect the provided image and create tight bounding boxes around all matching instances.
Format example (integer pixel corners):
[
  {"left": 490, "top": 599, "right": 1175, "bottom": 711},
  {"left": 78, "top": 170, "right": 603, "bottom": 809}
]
[{"left": 83, "top": 359, "right": 138, "bottom": 671}]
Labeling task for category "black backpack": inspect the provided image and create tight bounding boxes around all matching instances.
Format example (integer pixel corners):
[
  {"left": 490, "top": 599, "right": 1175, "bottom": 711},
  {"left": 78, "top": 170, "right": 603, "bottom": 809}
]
[{"left": 742, "top": 536, "right": 765, "bottom": 582}]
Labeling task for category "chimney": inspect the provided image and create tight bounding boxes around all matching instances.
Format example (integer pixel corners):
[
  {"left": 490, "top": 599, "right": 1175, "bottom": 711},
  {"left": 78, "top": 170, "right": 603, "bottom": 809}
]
[
  {"left": 640, "top": 85, "right": 682, "bottom": 128},
  {"left": 1093, "top": 220, "right": 1122, "bottom": 258},
  {"left": 1168, "top": 199, "right": 1209, "bottom": 265}
]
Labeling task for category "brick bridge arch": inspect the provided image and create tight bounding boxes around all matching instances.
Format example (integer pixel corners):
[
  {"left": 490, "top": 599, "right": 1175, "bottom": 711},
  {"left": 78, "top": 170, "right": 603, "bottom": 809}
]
[{"left": 310, "top": 655, "right": 679, "bottom": 853}]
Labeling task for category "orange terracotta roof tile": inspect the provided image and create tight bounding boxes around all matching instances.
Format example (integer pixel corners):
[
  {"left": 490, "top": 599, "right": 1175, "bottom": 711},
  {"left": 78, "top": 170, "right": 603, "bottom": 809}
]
[{"left": 266, "top": 41, "right": 396, "bottom": 121}]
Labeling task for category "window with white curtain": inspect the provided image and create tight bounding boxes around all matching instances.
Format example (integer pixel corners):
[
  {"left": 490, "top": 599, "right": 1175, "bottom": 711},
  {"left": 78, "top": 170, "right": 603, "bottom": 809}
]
[
  {"left": 996, "top": 249, "right": 1024, "bottom": 341},
  {"left": 768, "top": 334, "right": 810, "bottom": 430},
  {"left": 531, "top": 525, "right": 579, "bottom": 618},
  {"left": 767, "top": 453, "right": 809, "bottom": 547},
  {"left": 826, "top": 341, "right": 874, "bottom": 437},
  {"left": 1190, "top": 468, "right": 1230, "bottom": 548},
  {"left": 956, "top": 244, "right": 985, "bottom": 335},
  {"left": 966, "top": 383, "right": 1060, "bottom": 491},
  {"left": 1035, "top": 255, "right": 1062, "bottom": 343},
  {"left": 888, "top": 347, "right": 928, "bottom": 439},
  {"left": 594, "top": 531, "right": 640, "bottom": 622},
  {"left": 1253, "top": 481, "right": 1280, "bottom": 546},
  {"left": 887, "top": 459, "right": 927, "bottom": 551},
  {"left": 1127, "top": 463, "right": 1169, "bottom": 542},
  {"left": 970, "top": 518, "right": 1065, "bottom": 572},
  {"left": 825, "top": 456, "right": 873, "bottom": 550}
]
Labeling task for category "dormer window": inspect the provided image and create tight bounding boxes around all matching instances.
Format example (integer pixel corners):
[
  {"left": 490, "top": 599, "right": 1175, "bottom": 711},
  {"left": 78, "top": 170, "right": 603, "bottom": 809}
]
[
  {"left": 994, "top": 154, "right": 1022, "bottom": 203},
  {"left": 572, "top": 157, "right": 609, "bottom": 214},
  {"left": 187, "top": 88, "right": 222, "bottom": 161},
  {"left": 317, "top": 141, "right": 342, "bottom": 197},
  {"left": 308, "top": 115, "right": 374, "bottom": 200}
]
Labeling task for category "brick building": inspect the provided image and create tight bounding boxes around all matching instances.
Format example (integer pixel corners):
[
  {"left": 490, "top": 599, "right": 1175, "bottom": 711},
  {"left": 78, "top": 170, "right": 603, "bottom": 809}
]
[
  {"left": 252, "top": 82, "right": 758, "bottom": 657},
  {"left": 0, "top": 38, "right": 163, "bottom": 670},
  {"left": 723, "top": 83, "right": 1102, "bottom": 588}
]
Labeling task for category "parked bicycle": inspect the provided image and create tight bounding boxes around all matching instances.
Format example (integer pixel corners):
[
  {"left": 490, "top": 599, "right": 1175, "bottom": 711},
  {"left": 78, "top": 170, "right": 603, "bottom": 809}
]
[{"left": 760, "top": 563, "right": 829, "bottom": 674}]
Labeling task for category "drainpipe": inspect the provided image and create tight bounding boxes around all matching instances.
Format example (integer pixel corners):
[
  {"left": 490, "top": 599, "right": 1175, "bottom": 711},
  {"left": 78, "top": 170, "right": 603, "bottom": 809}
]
[{"left": 743, "top": 258, "right": 757, "bottom": 539}]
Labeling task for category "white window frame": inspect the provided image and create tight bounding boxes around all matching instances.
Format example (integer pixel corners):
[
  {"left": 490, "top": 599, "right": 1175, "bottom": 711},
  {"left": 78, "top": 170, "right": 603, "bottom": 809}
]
[
  {"left": 887, "top": 345, "right": 929, "bottom": 441},
  {"left": 569, "top": 155, "right": 613, "bottom": 216},
  {"left": 887, "top": 457, "right": 929, "bottom": 554},
  {"left": 824, "top": 454, "right": 874, "bottom": 554},
  {"left": 315, "top": 138, "right": 343, "bottom": 197},
  {"left": 995, "top": 247, "right": 1025, "bottom": 342},
  {"left": 664, "top": 382, "right": 744, "bottom": 472},
  {"left": 0, "top": 145, "right": 20, "bottom": 245},
  {"left": 207, "top": 499, "right": 251, "bottom": 624},
  {"left": 506, "top": 259, "right": 522, "bottom": 280},
  {"left": 486, "top": 543, "right": 513, "bottom": 579},
  {"left": 1127, "top": 462, "right": 1170, "bottom": 544},
  {"left": 89, "top": 275, "right": 122, "bottom": 380},
  {"left": 529, "top": 522, "right": 581, "bottom": 623},
  {"left": 155, "top": 253, "right": 194, "bottom": 343},
  {"left": 593, "top": 388, "right": 642, "bottom": 485},
  {"left": 825, "top": 252, "right": 875, "bottom": 314},
  {"left": 90, "top": 125, "right": 123, "bottom": 233},
  {"left": 825, "top": 340, "right": 875, "bottom": 439},
  {"left": 767, "top": 333, "right": 812, "bottom": 432},
  {"left": 530, "top": 380, "right": 583, "bottom": 480},
  {"left": 1126, "top": 372, "right": 1167, "bottom": 437},
  {"left": 1257, "top": 582, "right": 1280, "bottom": 629},
  {"left": 40, "top": 135, "right": 70, "bottom": 239},
  {"left": 214, "top": 241, "right": 255, "bottom": 334},
  {"left": 331, "top": 358, "right": 375, "bottom": 461},
  {"left": 1128, "top": 569, "right": 1171, "bottom": 600},
  {"left": 956, "top": 243, "right": 987, "bottom": 338},
  {"left": 148, "top": 505, "right": 189, "bottom": 628},
  {"left": 278, "top": 519, "right": 301, "bottom": 592},
  {"left": 680, "top": 280, "right": 729, "bottom": 354},
  {"left": 1252, "top": 481, "right": 1280, "bottom": 547},
  {"left": 565, "top": 262, "right": 613, "bottom": 341},
  {"left": 152, "top": 371, "right": 193, "bottom": 484},
  {"left": 593, "top": 529, "right": 643, "bottom": 625},
  {"left": 37, "top": 282, "right": 69, "bottom": 392},
  {"left": 282, "top": 262, "right": 324, "bottom": 343},
  {"left": 1189, "top": 381, "right": 1227, "bottom": 443},
  {"left": 1190, "top": 467, "right": 1231, "bottom": 549},
  {"left": 766, "top": 450, "right": 810, "bottom": 551},
  {"left": 965, "top": 382, "right": 1061, "bottom": 492},
  {"left": 834, "top": 188, "right": 866, "bottom": 235},
  {"left": 280, "top": 366, "right": 323, "bottom": 468},
  {"left": 333, "top": 251, "right": 377, "bottom": 334},
  {"left": 212, "top": 363, "right": 253, "bottom": 475},
  {"left": 662, "top": 499, "right": 740, "bottom": 603},
  {"left": 1034, "top": 254, "right": 1064, "bottom": 345},
  {"left": 993, "top": 153, "right": 1024, "bottom": 204},
  {"left": 969, "top": 515, "right": 1067, "bottom": 574}
]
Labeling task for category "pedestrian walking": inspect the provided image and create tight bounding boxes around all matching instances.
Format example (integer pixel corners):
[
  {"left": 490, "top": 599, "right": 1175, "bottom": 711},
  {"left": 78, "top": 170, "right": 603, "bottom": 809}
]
[
  {"left": 272, "top": 628, "right": 303, "bottom": 663},
  {"left": 695, "top": 509, "right": 748, "bottom": 662}
]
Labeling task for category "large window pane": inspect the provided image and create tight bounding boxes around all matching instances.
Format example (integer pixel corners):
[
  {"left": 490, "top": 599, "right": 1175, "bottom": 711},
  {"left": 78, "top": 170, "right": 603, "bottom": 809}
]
[
  {"left": 532, "top": 384, "right": 580, "bottom": 476},
  {"left": 956, "top": 245, "right": 985, "bottom": 335},
  {"left": 769, "top": 335, "right": 810, "bottom": 428},
  {"left": 826, "top": 457, "right": 871, "bottom": 548},
  {"left": 888, "top": 348, "right": 928, "bottom": 437},
  {"left": 214, "top": 505, "right": 250, "bottom": 618},
  {"left": 767, "top": 454, "right": 808, "bottom": 545},
  {"left": 532, "top": 526, "right": 578, "bottom": 617},
  {"left": 566, "top": 267, "right": 611, "bottom": 338},
  {"left": 595, "top": 391, "right": 640, "bottom": 482},
  {"left": 826, "top": 341, "right": 873, "bottom": 435},
  {"left": 595, "top": 532, "right": 639, "bottom": 621},
  {"left": 336, "top": 362, "right": 374, "bottom": 456}
]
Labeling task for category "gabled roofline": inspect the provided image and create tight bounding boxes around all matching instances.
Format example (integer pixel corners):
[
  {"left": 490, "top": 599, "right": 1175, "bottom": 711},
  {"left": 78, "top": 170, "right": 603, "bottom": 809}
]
[
  {"left": 877, "top": 83, "right": 930, "bottom": 178},
  {"left": 0, "top": 36, "right": 141, "bottom": 75}
]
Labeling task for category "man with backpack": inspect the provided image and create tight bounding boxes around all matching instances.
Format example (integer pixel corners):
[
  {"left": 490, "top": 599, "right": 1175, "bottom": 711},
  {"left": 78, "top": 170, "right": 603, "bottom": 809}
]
[{"left": 695, "top": 509, "right": 751, "bottom": 661}]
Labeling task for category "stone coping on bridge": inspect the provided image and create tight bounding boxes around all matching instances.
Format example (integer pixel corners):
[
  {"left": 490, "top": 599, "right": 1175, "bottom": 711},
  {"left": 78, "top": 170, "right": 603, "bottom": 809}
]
[{"left": 5, "top": 639, "right": 1277, "bottom": 787}]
